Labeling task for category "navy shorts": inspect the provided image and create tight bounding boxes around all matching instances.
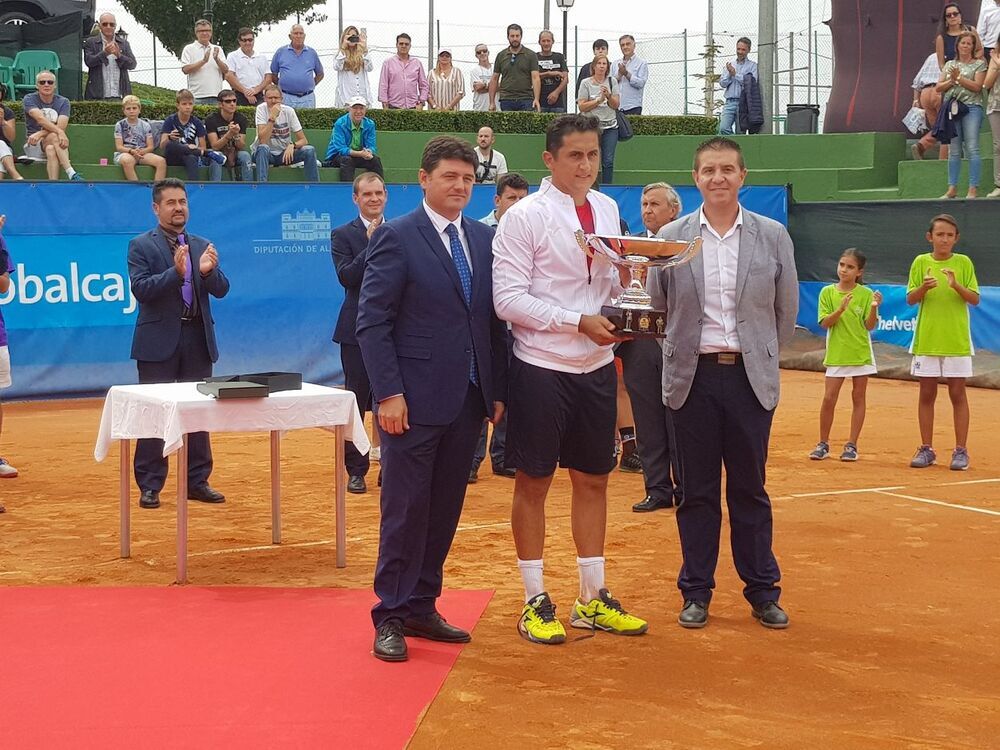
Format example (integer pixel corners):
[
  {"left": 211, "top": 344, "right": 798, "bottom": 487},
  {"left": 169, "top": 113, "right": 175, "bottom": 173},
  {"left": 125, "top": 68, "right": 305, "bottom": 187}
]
[{"left": 505, "top": 356, "right": 617, "bottom": 477}]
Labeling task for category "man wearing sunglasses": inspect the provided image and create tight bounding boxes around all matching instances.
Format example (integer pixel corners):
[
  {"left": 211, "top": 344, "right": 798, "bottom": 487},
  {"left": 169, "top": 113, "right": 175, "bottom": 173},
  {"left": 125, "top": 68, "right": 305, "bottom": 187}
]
[
  {"left": 225, "top": 28, "right": 272, "bottom": 106},
  {"left": 470, "top": 44, "right": 493, "bottom": 112},
  {"left": 205, "top": 90, "right": 253, "bottom": 181},
  {"left": 83, "top": 13, "right": 136, "bottom": 101},
  {"left": 22, "top": 71, "right": 82, "bottom": 181}
]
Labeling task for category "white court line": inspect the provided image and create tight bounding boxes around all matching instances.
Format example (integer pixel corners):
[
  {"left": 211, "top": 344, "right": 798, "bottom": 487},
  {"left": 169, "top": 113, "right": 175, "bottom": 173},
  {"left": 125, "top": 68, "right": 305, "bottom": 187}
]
[
  {"left": 938, "top": 478, "right": 1000, "bottom": 486},
  {"left": 787, "top": 485, "right": 906, "bottom": 499},
  {"left": 456, "top": 521, "right": 512, "bottom": 532},
  {"left": 874, "top": 490, "right": 1000, "bottom": 517},
  {"left": 187, "top": 537, "right": 364, "bottom": 557}
]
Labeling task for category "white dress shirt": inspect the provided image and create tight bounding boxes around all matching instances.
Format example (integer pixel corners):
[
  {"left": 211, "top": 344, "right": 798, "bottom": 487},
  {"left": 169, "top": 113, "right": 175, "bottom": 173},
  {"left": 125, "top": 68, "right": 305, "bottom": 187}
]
[
  {"left": 225, "top": 48, "right": 270, "bottom": 91},
  {"left": 979, "top": 3, "right": 1000, "bottom": 48},
  {"left": 698, "top": 206, "right": 744, "bottom": 353},
  {"left": 334, "top": 53, "right": 374, "bottom": 107},
  {"left": 493, "top": 177, "right": 624, "bottom": 374},
  {"left": 613, "top": 55, "right": 649, "bottom": 111},
  {"left": 422, "top": 201, "right": 472, "bottom": 272}
]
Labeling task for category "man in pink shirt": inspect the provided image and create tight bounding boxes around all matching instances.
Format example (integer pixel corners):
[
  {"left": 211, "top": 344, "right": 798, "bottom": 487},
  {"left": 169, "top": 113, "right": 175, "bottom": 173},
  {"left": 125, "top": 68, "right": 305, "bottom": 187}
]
[{"left": 378, "top": 32, "right": 429, "bottom": 109}]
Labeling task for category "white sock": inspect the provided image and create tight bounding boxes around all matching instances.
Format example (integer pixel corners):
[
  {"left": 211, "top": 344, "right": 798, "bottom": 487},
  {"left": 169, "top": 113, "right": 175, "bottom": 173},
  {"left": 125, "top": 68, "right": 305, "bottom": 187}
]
[
  {"left": 577, "top": 556, "right": 606, "bottom": 602},
  {"left": 517, "top": 558, "right": 544, "bottom": 603},
  {"left": 65, "top": 167, "right": 77, "bottom": 178}
]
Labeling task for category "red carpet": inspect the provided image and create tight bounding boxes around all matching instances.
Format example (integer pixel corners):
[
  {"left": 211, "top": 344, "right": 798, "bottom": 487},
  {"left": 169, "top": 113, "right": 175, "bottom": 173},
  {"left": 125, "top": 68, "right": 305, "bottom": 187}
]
[{"left": 0, "top": 586, "right": 492, "bottom": 749}]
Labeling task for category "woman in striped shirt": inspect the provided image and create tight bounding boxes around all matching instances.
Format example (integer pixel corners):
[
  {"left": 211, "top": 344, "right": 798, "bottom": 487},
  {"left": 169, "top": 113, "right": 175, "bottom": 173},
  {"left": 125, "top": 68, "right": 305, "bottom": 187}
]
[{"left": 428, "top": 50, "right": 465, "bottom": 110}]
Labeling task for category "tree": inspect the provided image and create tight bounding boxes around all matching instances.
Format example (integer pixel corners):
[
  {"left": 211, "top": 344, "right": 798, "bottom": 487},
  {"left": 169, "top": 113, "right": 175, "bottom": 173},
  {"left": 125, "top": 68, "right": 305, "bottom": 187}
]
[{"left": 119, "top": 0, "right": 323, "bottom": 58}]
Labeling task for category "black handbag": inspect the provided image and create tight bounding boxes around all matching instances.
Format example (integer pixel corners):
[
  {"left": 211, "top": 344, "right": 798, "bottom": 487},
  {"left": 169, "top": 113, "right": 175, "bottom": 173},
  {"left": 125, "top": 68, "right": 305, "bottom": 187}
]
[{"left": 615, "top": 109, "right": 634, "bottom": 141}]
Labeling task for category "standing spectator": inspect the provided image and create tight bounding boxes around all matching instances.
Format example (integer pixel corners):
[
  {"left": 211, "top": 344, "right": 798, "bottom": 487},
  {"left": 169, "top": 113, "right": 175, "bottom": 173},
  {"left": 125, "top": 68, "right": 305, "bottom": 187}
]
[
  {"left": 378, "top": 33, "right": 429, "bottom": 110},
  {"left": 22, "top": 71, "right": 83, "bottom": 181},
  {"left": 936, "top": 3, "right": 983, "bottom": 68},
  {"left": 204, "top": 89, "right": 253, "bottom": 182},
  {"left": 252, "top": 85, "right": 319, "bottom": 182},
  {"left": 331, "top": 172, "right": 388, "bottom": 494},
  {"left": 270, "top": 24, "right": 324, "bottom": 110},
  {"left": 0, "top": 88, "right": 24, "bottom": 181},
  {"left": 325, "top": 96, "right": 384, "bottom": 182},
  {"left": 158, "top": 89, "right": 226, "bottom": 182},
  {"left": 224, "top": 28, "right": 272, "bottom": 107},
  {"left": 537, "top": 30, "right": 568, "bottom": 113},
  {"left": 114, "top": 95, "right": 167, "bottom": 181},
  {"left": 127, "top": 178, "right": 230, "bottom": 510},
  {"left": 650, "top": 137, "right": 798, "bottom": 630},
  {"left": 0, "top": 214, "right": 17, "bottom": 489},
  {"left": 910, "top": 52, "right": 947, "bottom": 161},
  {"left": 489, "top": 23, "right": 541, "bottom": 112},
  {"left": 83, "top": 12, "right": 136, "bottom": 101},
  {"left": 576, "top": 39, "right": 609, "bottom": 97},
  {"left": 937, "top": 31, "right": 986, "bottom": 199},
  {"left": 718, "top": 37, "right": 757, "bottom": 135},
  {"left": 474, "top": 125, "right": 508, "bottom": 183},
  {"left": 614, "top": 34, "right": 648, "bottom": 115},
  {"left": 981, "top": 0, "right": 1000, "bottom": 58},
  {"left": 577, "top": 55, "right": 620, "bottom": 184},
  {"left": 334, "top": 25, "right": 373, "bottom": 107},
  {"left": 180, "top": 19, "right": 228, "bottom": 106},
  {"left": 985, "top": 48, "right": 1000, "bottom": 196},
  {"left": 470, "top": 43, "right": 493, "bottom": 112},
  {"left": 428, "top": 50, "right": 465, "bottom": 111}
]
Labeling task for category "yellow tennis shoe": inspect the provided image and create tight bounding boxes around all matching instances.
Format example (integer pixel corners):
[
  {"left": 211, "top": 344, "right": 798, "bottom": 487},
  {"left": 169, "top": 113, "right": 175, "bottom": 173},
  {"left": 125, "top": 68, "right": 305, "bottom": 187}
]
[
  {"left": 518, "top": 592, "right": 567, "bottom": 645},
  {"left": 570, "top": 588, "right": 648, "bottom": 635}
]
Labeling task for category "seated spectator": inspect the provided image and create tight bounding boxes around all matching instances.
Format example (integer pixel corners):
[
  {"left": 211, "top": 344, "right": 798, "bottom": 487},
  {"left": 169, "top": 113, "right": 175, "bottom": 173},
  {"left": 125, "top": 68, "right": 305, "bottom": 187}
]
[
  {"left": 474, "top": 126, "right": 508, "bottom": 183},
  {"left": 0, "top": 214, "right": 15, "bottom": 490},
  {"left": 911, "top": 52, "right": 947, "bottom": 160},
  {"left": 224, "top": 28, "right": 272, "bottom": 106},
  {"left": 577, "top": 39, "right": 609, "bottom": 97},
  {"left": 0, "top": 86, "right": 24, "bottom": 181},
  {"left": 158, "top": 88, "right": 226, "bottom": 181},
  {"left": 181, "top": 19, "right": 229, "bottom": 105},
  {"left": 114, "top": 95, "right": 167, "bottom": 181},
  {"left": 334, "top": 25, "right": 373, "bottom": 107},
  {"left": 428, "top": 49, "right": 465, "bottom": 110},
  {"left": 324, "top": 96, "right": 383, "bottom": 182},
  {"left": 270, "top": 24, "right": 324, "bottom": 109},
  {"left": 253, "top": 85, "right": 319, "bottom": 182},
  {"left": 84, "top": 13, "right": 136, "bottom": 101},
  {"left": 205, "top": 89, "right": 252, "bottom": 181},
  {"left": 22, "top": 70, "right": 83, "bottom": 181},
  {"left": 577, "top": 54, "right": 620, "bottom": 184}
]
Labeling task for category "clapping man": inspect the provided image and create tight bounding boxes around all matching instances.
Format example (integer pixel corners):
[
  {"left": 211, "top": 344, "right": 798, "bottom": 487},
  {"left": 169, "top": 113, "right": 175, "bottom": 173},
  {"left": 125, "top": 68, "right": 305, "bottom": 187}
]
[
  {"left": 180, "top": 19, "right": 228, "bottom": 106},
  {"left": 205, "top": 90, "right": 253, "bottom": 182},
  {"left": 84, "top": 13, "right": 136, "bottom": 101}
]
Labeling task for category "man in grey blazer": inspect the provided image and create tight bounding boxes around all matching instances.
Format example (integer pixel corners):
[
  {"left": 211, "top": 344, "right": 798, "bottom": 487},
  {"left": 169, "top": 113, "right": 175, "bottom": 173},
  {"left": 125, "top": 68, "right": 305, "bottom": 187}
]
[{"left": 652, "top": 137, "right": 798, "bottom": 630}]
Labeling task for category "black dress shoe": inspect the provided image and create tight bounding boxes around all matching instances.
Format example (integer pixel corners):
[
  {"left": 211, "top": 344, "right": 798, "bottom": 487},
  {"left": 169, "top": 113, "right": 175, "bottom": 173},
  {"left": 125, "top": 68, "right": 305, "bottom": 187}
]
[
  {"left": 139, "top": 489, "right": 161, "bottom": 509},
  {"left": 468, "top": 468, "right": 479, "bottom": 484},
  {"left": 678, "top": 599, "right": 709, "bottom": 628},
  {"left": 373, "top": 619, "right": 408, "bottom": 661},
  {"left": 751, "top": 601, "right": 789, "bottom": 629},
  {"left": 347, "top": 475, "right": 367, "bottom": 494},
  {"left": 188, "top": 484, "right": 225, "bottom": 503},
  {"left": 377, "top": 470, "right": 382, "bottom": 487},
  {"left": 403, "top": 612, "right": 471, "bottom": 643},
  {"left": 632, "top": 495, "right": 671, "bottom": 512},
  {"left": 492, "top": 466, "right": 516, "bottom": 478}
]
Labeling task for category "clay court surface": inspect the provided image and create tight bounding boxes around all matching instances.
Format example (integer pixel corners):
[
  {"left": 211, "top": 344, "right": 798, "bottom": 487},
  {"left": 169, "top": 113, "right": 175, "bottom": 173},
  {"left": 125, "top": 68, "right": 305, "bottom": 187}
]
[{"left": 2, "top": 369, "right": 999, "bottom": 748}]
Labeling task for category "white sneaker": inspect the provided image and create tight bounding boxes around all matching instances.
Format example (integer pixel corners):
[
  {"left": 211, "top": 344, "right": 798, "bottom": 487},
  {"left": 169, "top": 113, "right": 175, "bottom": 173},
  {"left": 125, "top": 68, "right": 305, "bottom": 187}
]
[
  {"left": 987, "top": 187, "right": 1000, "bottom": 198},
  {"left": 0, "top": 457, "right": 18, "bottom": 477},
  {"left": 371, "top": 446, "right": 381, "bottom": 462}
]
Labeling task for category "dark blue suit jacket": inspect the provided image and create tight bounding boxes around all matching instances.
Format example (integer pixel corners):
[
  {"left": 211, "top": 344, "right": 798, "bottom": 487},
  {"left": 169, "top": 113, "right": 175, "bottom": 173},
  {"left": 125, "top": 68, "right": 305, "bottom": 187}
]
[
  {"left": 331, "top": 216, "right": 368, "bottom": 345},
  {"left": 357, "top": 206, "right": 508, "bottom": 425},
  {"left": 127, "top": 227, "right": 230, "bottom": 363}
]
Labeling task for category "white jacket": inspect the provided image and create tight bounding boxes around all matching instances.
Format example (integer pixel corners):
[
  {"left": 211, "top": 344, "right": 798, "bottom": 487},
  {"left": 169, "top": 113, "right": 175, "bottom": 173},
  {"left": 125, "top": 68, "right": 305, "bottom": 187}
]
[{"left": 492, "top": 177, "right": 623, "bottom": 374}]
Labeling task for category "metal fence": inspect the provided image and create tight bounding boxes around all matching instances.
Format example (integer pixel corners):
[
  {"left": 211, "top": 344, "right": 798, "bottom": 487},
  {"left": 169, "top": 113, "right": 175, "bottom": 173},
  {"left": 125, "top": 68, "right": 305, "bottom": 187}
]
[{"left": 109, "top": 1, "right": 834, "bottom": 130}]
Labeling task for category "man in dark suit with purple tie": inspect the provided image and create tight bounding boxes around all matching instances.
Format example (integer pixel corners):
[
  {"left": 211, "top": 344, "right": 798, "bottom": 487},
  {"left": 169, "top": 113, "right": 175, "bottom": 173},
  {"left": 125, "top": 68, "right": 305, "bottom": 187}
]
[
  {"left": 331, "top": 172, "right": 387, "bottom": 494},
  {"left": 127, "top": 178, "right": 230, "bottom": 510},
  {"left": 357, "top": 136, "right": 508, "bottom": 662}
]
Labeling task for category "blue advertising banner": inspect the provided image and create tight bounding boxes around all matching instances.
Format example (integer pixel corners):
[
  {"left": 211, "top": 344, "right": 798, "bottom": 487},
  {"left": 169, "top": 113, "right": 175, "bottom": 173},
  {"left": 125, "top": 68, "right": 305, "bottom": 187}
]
[
  {"left": 797, "top": 282, "right": 1000, "bottom": 351},
  {"left": 0, "top": 183, "right": 788, "bottom": 400}
]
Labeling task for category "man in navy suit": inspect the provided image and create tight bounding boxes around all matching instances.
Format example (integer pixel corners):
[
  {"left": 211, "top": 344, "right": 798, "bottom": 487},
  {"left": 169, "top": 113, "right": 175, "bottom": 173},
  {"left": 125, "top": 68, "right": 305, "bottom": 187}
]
[
  {"left": 357, "top": 136, "right": 508, "bottom": 662},
  {"left": 331, "top": 172, "right": 387, "bottom": 494},
  {"left": 127, "top": 178, "right": 230, "bottom": 510}
]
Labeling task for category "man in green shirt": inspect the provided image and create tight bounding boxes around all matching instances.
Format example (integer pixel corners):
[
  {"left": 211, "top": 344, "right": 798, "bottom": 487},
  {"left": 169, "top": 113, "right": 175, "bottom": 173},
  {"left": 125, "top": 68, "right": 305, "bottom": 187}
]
[{"left": 489, "top": 23, "right": 540, "bottom": 112}]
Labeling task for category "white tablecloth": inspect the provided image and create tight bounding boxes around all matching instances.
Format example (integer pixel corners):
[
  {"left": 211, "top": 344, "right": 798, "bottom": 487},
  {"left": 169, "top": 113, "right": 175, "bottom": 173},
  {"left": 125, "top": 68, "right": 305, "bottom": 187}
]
[{"left": 94, "top": 382, "right": 370, "bottom": 461}]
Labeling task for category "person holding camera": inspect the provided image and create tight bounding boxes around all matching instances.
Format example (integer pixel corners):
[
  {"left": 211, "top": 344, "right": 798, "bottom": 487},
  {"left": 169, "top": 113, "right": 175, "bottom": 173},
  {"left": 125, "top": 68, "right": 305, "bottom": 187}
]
[
  {"left": 83, "top": 13, "right": 137, "bottom": 101},
  {"left": 335, "top": 25, "right": 373, "bottom": 108},
  {"left": 473, "top": 126, "right": 508, "bottom": 184}
]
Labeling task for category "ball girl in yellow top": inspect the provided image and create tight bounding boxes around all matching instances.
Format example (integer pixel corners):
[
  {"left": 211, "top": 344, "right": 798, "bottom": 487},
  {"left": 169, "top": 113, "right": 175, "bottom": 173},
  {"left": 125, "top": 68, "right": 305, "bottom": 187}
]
[
  {"left": 809, "top": 249, "right": 881, "bottom": 462},
  {"left": 906, "top": 213, "right": 980, "bottom": 471}
]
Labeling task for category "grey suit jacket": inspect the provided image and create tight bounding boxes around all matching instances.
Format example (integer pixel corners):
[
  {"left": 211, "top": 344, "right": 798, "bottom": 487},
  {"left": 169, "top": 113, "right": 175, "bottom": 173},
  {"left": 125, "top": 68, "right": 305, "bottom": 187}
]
[{"left": 650, "top": 208, "right": 798, "bottom": 411}]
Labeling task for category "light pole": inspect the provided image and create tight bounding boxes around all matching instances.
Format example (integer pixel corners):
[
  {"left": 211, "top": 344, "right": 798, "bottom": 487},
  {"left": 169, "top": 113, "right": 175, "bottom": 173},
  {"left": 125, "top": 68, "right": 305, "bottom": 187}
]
[{"left": 556, "top": 0, "right": 575, "bottom": 61}]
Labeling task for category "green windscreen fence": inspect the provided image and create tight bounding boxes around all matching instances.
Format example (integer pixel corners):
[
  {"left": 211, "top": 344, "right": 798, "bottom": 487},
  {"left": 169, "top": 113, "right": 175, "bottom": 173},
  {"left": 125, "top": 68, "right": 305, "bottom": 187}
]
[{"left": 0, "top": 12, "right": 84, "bottom": 101}]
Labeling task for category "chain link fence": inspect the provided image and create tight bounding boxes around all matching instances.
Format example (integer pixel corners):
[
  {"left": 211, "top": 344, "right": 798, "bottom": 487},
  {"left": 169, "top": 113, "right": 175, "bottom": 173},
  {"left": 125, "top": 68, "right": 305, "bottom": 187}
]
[{"left": 108, "top": 1, "right": 833, "bottom": 129}]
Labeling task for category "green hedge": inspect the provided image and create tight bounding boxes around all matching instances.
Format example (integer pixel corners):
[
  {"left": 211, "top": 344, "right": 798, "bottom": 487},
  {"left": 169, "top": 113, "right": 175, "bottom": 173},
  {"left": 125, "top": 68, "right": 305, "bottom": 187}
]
[{"left": 6, "top": 100, "right": 717, "bottom": 135}]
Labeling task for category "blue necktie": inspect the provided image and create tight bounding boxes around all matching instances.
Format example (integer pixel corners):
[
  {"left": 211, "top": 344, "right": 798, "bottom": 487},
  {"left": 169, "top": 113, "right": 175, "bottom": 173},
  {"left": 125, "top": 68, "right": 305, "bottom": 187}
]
[{"left": 445, "top": 223, "right": 478, "bottom": 385}]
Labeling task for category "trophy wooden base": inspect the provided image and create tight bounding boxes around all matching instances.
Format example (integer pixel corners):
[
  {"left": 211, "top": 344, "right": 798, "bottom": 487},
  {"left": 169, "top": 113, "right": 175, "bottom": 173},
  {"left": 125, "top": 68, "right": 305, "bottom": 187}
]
[{"left": 604, "top": 306, "right": 667, "bottom": 338}]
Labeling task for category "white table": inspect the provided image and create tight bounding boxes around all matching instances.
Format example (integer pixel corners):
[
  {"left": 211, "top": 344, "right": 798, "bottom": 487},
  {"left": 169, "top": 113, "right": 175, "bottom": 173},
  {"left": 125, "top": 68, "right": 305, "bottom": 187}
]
[{"left": 95, "top": 382, "right": 370, "bottom": 583}]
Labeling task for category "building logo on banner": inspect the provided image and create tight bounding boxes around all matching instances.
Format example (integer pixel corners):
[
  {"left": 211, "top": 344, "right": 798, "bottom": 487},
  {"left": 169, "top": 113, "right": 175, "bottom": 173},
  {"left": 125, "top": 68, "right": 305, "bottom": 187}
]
[{"left": 252, "top": 210, "right": 332, "bottom": 254}]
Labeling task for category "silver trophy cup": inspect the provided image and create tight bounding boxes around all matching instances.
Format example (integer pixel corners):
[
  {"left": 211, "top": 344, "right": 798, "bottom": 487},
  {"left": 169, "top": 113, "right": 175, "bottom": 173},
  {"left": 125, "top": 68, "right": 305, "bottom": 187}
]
[{"left": 574, "top": 231, "right": 702, "bottom": 337}]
